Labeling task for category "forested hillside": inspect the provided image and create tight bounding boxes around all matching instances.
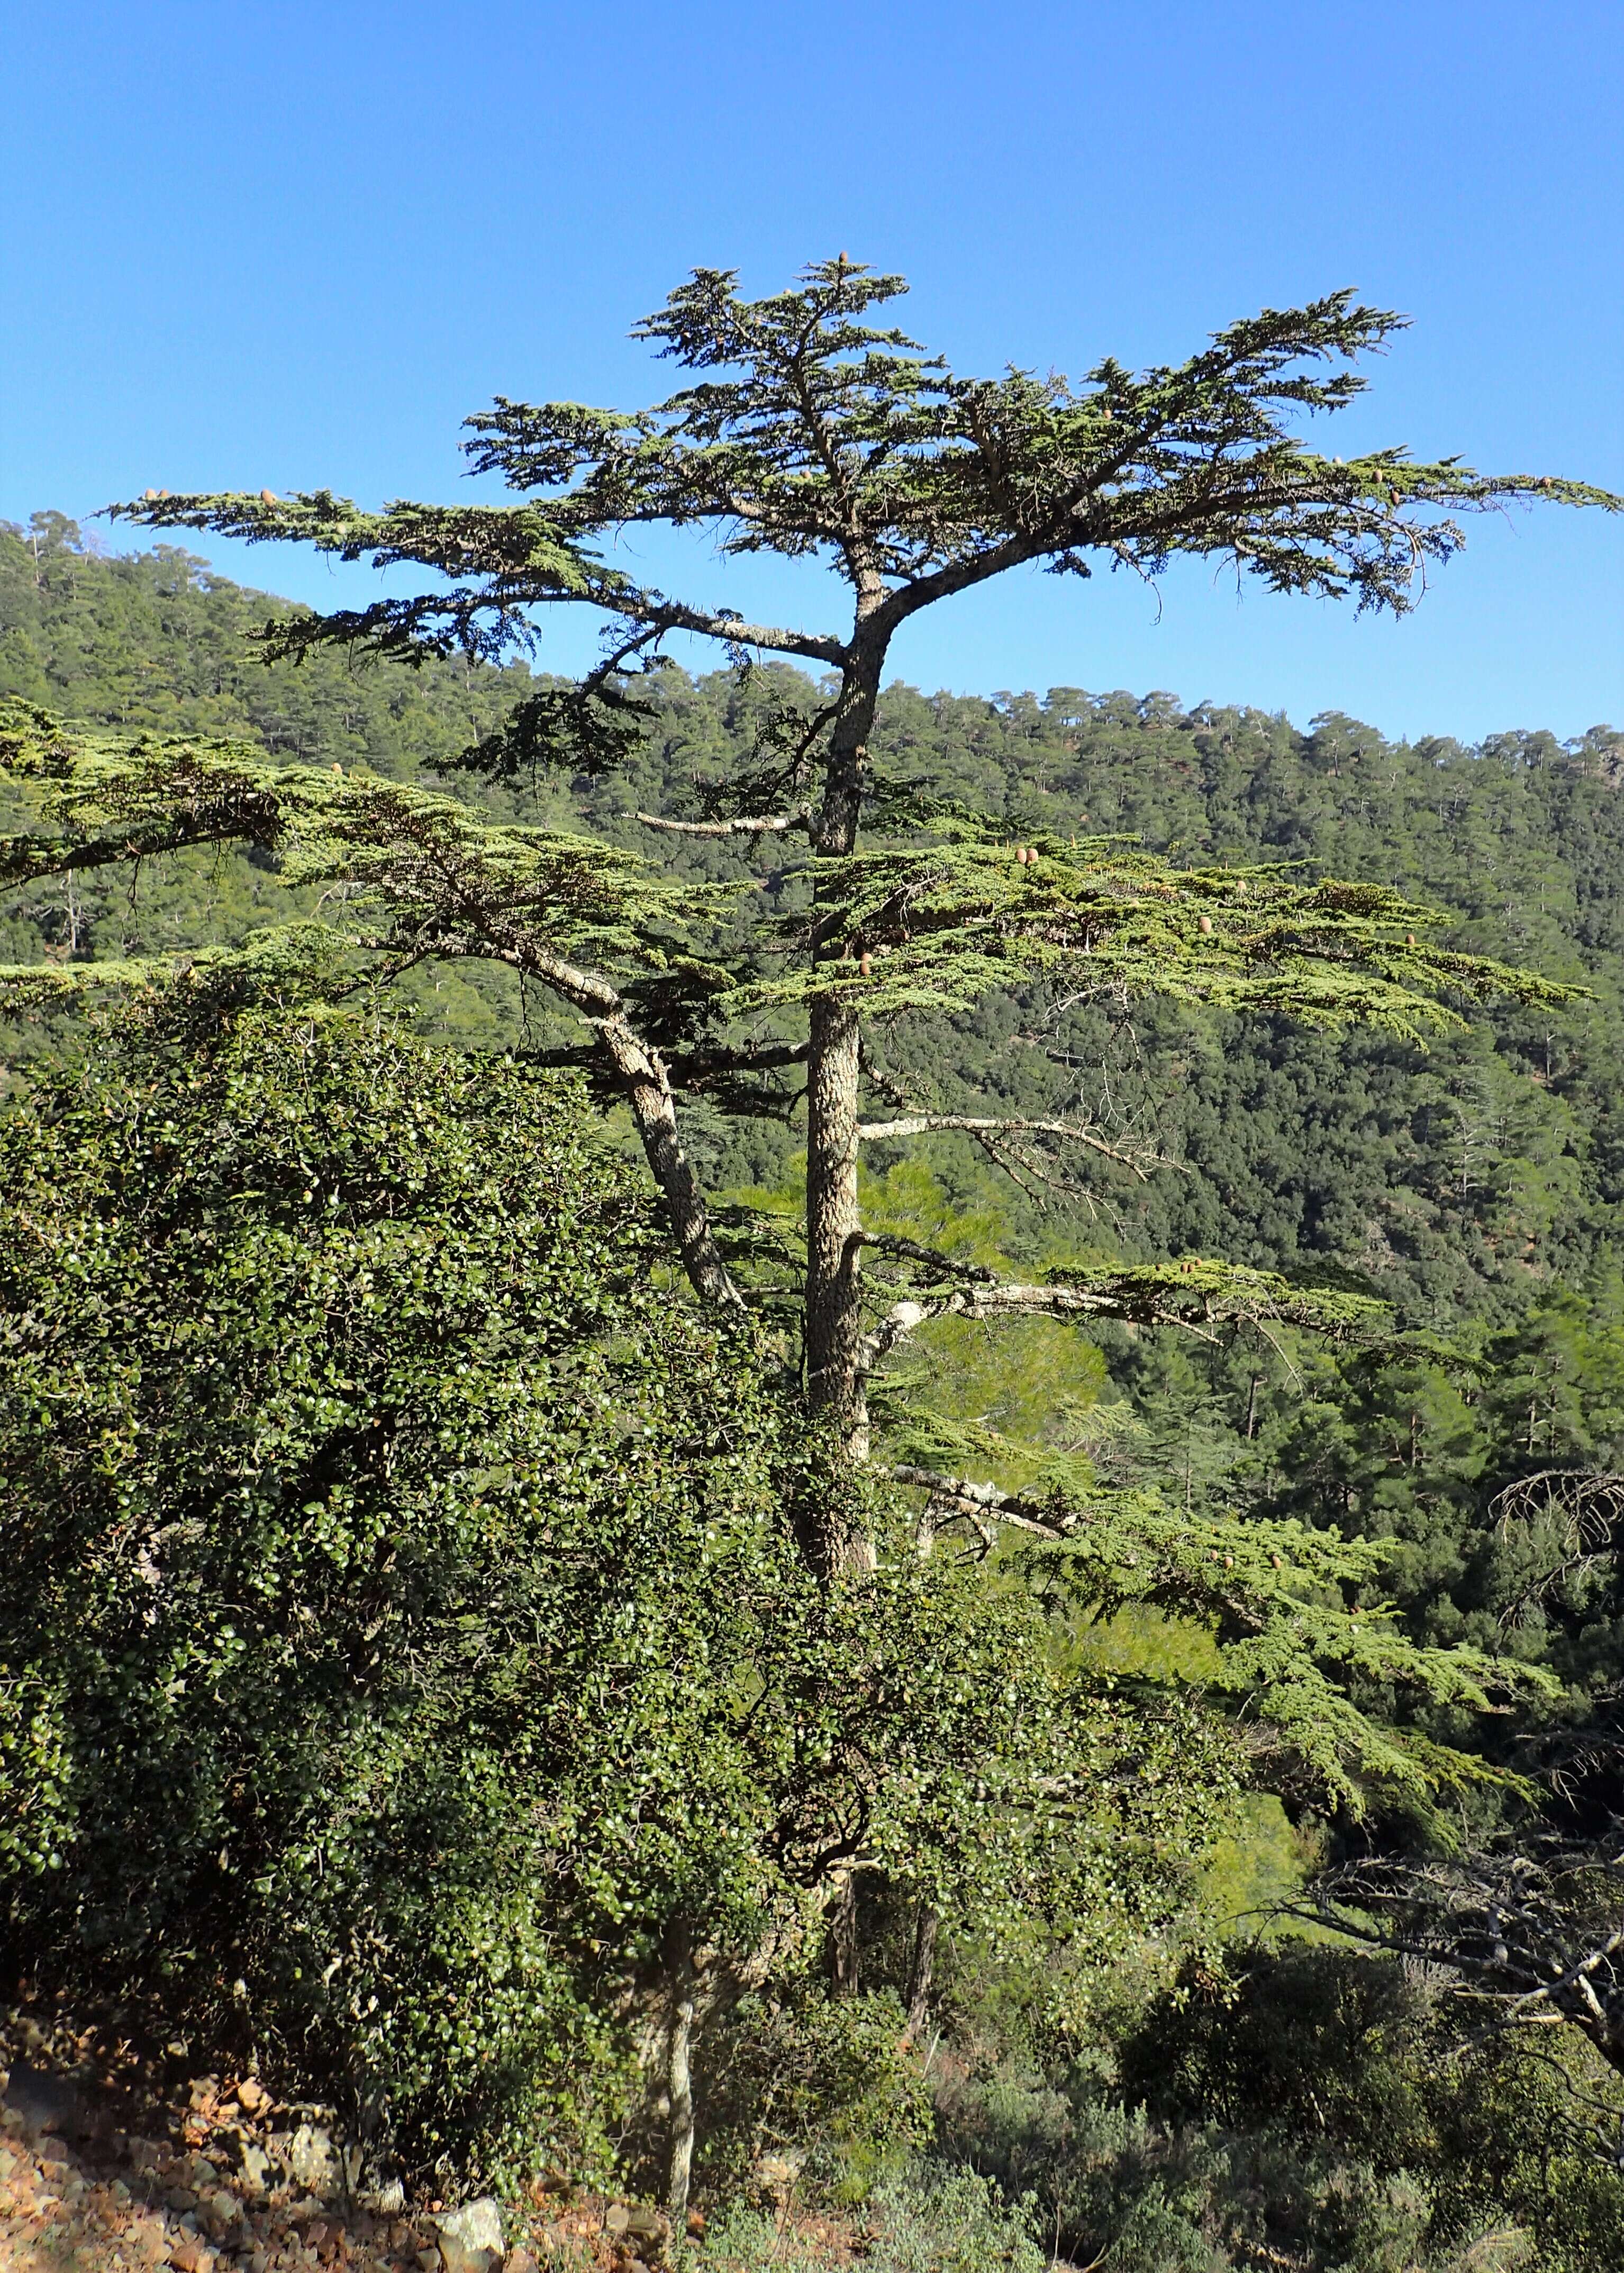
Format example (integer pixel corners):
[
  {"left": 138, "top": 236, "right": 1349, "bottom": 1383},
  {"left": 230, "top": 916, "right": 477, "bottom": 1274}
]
[
  {"left": 8, "top": 510, "right": 1624, "bottom": 1323},
  {"left": 10, "top": 507, "right": 1624, "bottom": 1702},
  {"left": 7, "top": 509, "right": 1624, "bottom": 2269}
]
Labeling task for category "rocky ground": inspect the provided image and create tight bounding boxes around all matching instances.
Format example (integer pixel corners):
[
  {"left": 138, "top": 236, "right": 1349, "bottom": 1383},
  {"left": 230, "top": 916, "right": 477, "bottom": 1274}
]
[{"left": 0, "top": 1998, "right": 700, "bottom": 2273}]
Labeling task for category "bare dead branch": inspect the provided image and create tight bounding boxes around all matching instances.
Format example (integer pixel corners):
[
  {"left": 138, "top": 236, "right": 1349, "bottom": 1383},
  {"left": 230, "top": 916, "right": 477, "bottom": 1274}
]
[
  {"left": 886, "top": 1462, "right": 1075, "bottom": 1541},
  {"left": 1291, "top": 1840, "right": 1624, "bottom": 2101},
  {"left": 634, "top": 808, "right": 813, "bottom": 838},
  {"left": 855, "top": 1111, "right": 1151, "bottom": 1176}
]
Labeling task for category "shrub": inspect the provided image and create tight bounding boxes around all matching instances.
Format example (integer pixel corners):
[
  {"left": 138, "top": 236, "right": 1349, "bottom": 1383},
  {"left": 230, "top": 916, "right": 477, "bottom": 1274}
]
[{"left": 0, "top": 1009, "right": 822, "bottom": 2180}]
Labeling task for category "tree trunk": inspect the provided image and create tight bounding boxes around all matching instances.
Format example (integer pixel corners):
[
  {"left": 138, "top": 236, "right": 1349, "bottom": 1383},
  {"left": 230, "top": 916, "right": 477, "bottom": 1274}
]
[
  {"left": 805, "top": 993, "right": 867, "bottom": 1465},
  {"left": 828, "top": 1876, "right": 861, "bottom": 1998},
  {"left": 593, "top": 1013, "right": 743, "bottom": 1316},
  {"left": 664, "top": 1918, "right": 698, "bottom": 2235},
  {"left": 905, "top": 1905, "right": 939, "bottom": 2040},
  {"left": 517, "top": 950, "right": 743, "bottom": 1317},
  {"left": 802, "top": 653, "right": 883, "bottom": 1556}
]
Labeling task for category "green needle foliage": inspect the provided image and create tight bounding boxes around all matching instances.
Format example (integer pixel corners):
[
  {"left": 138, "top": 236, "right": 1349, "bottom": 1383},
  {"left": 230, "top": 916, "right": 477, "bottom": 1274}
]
[
  {"left": 745, "top": 833, "right": 1568, "bottom": 1033},
  {"left": 0, "top": 696, "right": 718, "bottom": 984},
  {"left": 112, "top": 270, "right": 1616, "bottom": 670}
]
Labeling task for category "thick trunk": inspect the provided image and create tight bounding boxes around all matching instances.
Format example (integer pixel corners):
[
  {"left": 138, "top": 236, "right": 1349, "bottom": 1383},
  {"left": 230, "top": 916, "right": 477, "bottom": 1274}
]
[
  {"left": 805, "top": 994, "right": 865, "bottom": 1448},
  {"left": 828, "top": 1876, "right": 861, "bottom": 1998},
  {"left": 664, "top": 1918, "right": 698, "bottom": 2235},
  {"left": 511, "top": 949, "right": 742, "bottom": 1317},
  {"left": 803, "top": 653, "right": 882, "bottom": 1520}
]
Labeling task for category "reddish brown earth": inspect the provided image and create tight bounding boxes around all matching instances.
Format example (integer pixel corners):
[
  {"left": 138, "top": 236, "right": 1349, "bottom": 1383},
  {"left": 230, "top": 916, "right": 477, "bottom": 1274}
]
[
  {"left": 0, "top": 2000, "right": 860, "bottom": 2273},
  {"left": 0, "top": 2000, "right": 633, "bottom": 2272}
]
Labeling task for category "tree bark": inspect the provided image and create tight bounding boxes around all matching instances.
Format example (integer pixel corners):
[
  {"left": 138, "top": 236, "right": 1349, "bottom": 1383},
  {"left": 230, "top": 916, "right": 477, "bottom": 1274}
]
[
  {"left": 828, "top": 1876, "right": 861, "bottom": 1998},
  {"left": 499, "top": 948, "right": 745, "bottom": 1318},
  {"left": 905, "top": 1905, "right": 939, "bottom": 2040},
  {"left": 592, "top": 1013, "right": 743, "bottom": 1316},
  {"left": 663, "top": 1917, "right": 698, "bottom": 2235},
  {"left": 802, "top": 653, "right": 882, "bottom": 1528},
  {"left": 805, "top": 993, "right": 866, "bottom": 1452}
]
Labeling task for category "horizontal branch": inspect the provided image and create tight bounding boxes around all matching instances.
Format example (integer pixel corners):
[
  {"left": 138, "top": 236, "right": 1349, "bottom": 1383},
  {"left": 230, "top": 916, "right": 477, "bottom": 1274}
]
[
  {"left": 852, "top": 1240, "right": 1383, "bottom": 1380},
  {"left": 857, "top": 1231, "right": 996, "bottom": 1283},
  {"left": 667, "top": 1038, "right": 810, "bottom": 1084},
  {"left": 527, "top": 1035, "right": 810, "bottom": 1093},
  {"left": 634, "top": 808, "right": 812, "bottom": 838},
  {"left": 855, "top": 1111, "right": 1150, "bottom": 1175},
  {"left": 886, "top": 1463, "right": 1074, "bottom": 1541},
  {"left": 596, "top": 587, "right": 849, "bottom": 669}
]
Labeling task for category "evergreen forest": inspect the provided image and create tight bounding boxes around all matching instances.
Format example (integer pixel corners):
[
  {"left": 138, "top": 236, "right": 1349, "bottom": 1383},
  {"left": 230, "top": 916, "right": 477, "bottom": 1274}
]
[{"left": 4, "top": 342, "right": 1624, "bottom": 2273}]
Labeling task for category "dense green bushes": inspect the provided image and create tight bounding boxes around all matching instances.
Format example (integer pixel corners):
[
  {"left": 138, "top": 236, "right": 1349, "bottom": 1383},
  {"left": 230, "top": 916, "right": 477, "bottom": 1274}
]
[
  {"left": 2, "top": 1004, "right": 808, "bottom": 2174},
  {"left": 4, "top": 1009, "right": 1022, "bottom": 2181},
  {"left": 0, "top": 1004, "right": 1246, "bottom": 2195}
]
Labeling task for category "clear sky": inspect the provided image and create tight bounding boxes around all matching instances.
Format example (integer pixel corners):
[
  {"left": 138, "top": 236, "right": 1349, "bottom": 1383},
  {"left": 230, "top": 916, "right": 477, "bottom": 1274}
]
[{"left": 3, "top": 0, "right": 1619, "bottom": 742}]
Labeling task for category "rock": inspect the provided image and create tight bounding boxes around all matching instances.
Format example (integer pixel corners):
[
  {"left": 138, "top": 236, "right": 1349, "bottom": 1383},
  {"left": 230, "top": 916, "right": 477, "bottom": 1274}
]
[
  {"left": 168, "top": 2240, "right": 216, "bottom": 2273},
  {"left": 128, "top": 2214, "right": 171, "bottom": 2265},
  {"left": 168, "top": 2186, "right": 201, "bottom": 2213},
  {"left": 433, "top": 2196, "right": 504, "bottom": 2273},
  {"left": 605, "top": 2201, "right": 672, "bottom": 2267},
  {"left": 234, "top": 2078, "right": 269, "bottom": 2116},
  {"left": 365, "top": 2177, "right": 406, "bottom": 2216},
  {"left": 233, "top": 2138, "right": 274, "bottom": 2198},
  {"left": 752, "top": 2149, "right": 805, "bottom": 2198},
  {"left": 204, "top": 2186, "right": 243, "bottom": 2239},
  {"left": 502, "top": 2250, "right": 538, "bottom": 2273},
  {"left": 605, "top": 2202, "right": 668, "bottom": 2243},
  {"left": 287, "top": 2124, "right": 338, "bottom": 2196}
]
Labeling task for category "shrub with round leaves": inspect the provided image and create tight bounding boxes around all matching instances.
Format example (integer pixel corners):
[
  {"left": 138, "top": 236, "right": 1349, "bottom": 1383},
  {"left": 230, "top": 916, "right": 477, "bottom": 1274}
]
[{"left": 0, "top": 1006, "right": 1229, "bottom": 2183}]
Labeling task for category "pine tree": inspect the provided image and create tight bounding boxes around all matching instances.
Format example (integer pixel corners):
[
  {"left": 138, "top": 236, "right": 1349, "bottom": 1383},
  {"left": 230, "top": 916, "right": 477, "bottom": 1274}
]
[{"left": 12, "top": 257, "right": 1620, "bottom": 1574}]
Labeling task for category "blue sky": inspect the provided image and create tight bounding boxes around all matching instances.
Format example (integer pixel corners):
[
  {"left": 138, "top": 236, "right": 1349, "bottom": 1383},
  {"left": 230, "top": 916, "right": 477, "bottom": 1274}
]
[{"left": 3, "top": 0, "right": 1619, "bottom": 741}]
